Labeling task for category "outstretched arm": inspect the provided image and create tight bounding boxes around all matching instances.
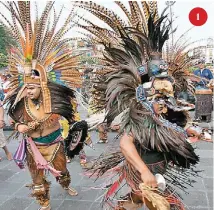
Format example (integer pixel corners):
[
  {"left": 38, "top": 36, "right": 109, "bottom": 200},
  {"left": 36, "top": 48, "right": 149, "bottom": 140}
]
[{"left": 120, "top": 133, "right": 157, "bottom": 188}]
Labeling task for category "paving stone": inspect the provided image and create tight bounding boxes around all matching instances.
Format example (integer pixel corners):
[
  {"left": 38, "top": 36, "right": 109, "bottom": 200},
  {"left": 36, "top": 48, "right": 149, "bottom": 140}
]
[
  {"left": 58, "top": 200, "right": 94, "bottom": 210},
  {"left": 50, "top": 184, "right": 68, "bottom": 200},
  {"left": 7, "top": 171, "right": 31, "bottom": 183},
  {"left": 65, "top": 186, "right": 99, "bottom": 202},
  {"left": 207, "top": 191, "right": 213, "bottom": 208},
  {"left": 198, "top": 158, "right": 213, "bottom": 167},
  {"left": 0, "top": 196, "right": 9, "bottom": 205},
  {"left": 79, "top": 177, "right": 99, "bottom": 187},
  {"left": 203, "top": 178, "right": 213, "bottom": 191},
  {"left": 182, "top": 191, "right": 209, "bottom": 207},
  {"left": 25, "top": 200, "right": 63, "bottom": 210},
  {"left": 196, "top": 150, "right": 213, "bottom": 159},
  {"left": 0, "top": 197, "right": 32, "bottom": 210},
  {"left": 0, "top": 159, "right": 12, "bottom": 169},
  {"left": 14, "top": 185, "right": 34, "bottom": 198},
  {"left": 195, "top": 142, "right": 214, "bottom": 150},
  {"left": 187, "top": 178, "right": 205, "bottom": 191},
  {"left": 89, "top": 202, "right": 102, "bottom": 210},
  {"left": 0, "top": 169, "right": 17, "bottom": 181},
  {"left": 201, "top": 168, "right": 214, "bottom": 179},
  {"left": 0, "top": 181, "right": 24, "bottom": 196}
]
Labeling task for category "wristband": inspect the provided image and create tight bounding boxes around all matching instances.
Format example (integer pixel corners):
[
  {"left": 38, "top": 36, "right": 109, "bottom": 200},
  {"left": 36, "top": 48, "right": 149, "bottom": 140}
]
[{"left": 15, "top": 122, "right": 22, "bottom": 130}]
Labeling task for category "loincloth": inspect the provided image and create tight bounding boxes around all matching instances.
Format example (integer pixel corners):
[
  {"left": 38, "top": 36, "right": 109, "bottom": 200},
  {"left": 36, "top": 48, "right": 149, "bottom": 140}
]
[
  {"left": 13, "top": 129, "right": 63, "bottom": 170},
  {"left": 27, "top": 142, "right": 61, "bottom": 164}
]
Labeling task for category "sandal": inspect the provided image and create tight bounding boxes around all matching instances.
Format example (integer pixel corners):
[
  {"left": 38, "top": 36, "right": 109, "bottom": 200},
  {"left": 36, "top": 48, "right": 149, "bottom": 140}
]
[
  {"left": 66, "top": 156, "right": 71, "bottom": 163},
  {"left": 38, "top": 204, "right": 51, "bottom": 210},
  {"left": 66, "top": 187, "right": 78, "bottom": 196},
  {"left": 97, "top": 139, "right": 108, "bottom": 144}
]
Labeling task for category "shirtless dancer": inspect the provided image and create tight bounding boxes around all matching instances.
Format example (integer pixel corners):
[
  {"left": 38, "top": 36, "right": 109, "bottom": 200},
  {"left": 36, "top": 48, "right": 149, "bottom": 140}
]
[{"left": 2, "top": 2, "right": 84, "bottom": 209}]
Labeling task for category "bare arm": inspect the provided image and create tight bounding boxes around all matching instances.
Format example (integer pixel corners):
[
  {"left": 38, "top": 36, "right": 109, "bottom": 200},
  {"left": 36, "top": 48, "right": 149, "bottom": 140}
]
[
  {"left": 120, "top": 133, "right": 148, "bottom": 173},
  {"left": 120, "top": 132, "right": 157, "bottom": 188},
  {"left": 0, "top": 106, "right": 5, "bottom": 128},
  {"left": 0, "top": 106, "right": 4, "bottom": 120}
]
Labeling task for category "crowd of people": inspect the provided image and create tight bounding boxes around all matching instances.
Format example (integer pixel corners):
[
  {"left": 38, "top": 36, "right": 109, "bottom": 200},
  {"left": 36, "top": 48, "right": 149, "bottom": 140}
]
[{"left": 0, "top": 1, "right": 213, "bottom": 210}]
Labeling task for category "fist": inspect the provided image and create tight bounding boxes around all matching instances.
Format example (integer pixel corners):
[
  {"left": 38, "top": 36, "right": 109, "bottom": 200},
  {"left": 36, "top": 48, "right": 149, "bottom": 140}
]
[
  {"left": 17, "top": 124, "right": 29, "bottom": 133},
  {"left": 141, "top": 169, "right": 158, "bottom": 188}
]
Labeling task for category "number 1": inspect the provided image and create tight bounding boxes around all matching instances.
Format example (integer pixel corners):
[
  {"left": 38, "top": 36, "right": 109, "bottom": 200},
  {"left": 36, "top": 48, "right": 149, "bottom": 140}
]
[{"left": 197, "top": 13, "right": 200, "bottom": 20}]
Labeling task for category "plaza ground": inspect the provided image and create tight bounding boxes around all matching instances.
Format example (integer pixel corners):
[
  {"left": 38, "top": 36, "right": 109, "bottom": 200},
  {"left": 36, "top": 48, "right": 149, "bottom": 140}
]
[{"left": 0, "top": 110, "right": 213, "bottom": 210}]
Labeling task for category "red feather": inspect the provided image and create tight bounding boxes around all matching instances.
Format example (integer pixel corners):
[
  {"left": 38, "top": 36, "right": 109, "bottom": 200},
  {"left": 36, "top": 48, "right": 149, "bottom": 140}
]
[{"left": 105, "top": 173, "right": 125, "bottom": 199}]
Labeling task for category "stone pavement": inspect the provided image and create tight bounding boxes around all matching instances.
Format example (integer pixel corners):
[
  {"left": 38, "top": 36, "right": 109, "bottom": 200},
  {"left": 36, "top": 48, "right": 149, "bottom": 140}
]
[{"left": 0, "top": 110, "right": 213, "bottom": 210}]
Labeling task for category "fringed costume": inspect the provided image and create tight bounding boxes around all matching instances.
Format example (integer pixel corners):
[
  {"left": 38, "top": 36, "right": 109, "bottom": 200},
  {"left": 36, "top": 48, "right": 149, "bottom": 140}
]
[
  {"left": 1, "top": 2, "right": 87, "bottom": 209},
  {"left": 61, "top": 99, "right": 93, "bottom": 167},
  {"left": 73, "top": 1, "right": 212, "bottom": 209},
  {"left": 87, "top": 74, "right": 109, "bottom": 143}
]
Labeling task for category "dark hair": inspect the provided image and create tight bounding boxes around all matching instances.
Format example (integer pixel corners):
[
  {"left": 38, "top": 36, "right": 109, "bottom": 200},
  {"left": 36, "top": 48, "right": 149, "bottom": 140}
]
[
  {"left": 198, "top": 60, "right": 205, "bottom": 64},
  {"left": 32, "top": 70, "right": 40, "bottom": 76}
]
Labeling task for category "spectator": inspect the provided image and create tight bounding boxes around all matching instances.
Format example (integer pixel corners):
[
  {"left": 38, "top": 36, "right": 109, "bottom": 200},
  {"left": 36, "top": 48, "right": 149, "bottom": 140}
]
[
  {"left": 193, "top": 61, "right": 213, "bottom": 89},
  {"left": 1, "top": 74, "right": 10, "bottom": 96},
  {"left": 0, "top": 104, "right": 12, "bottom": 161}
]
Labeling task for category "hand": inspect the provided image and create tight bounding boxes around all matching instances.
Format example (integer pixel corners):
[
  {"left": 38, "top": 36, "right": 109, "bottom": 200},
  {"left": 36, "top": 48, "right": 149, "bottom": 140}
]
[
  {"left": 0, "top": 120, "right": 5, "bottom": 128},
  {"left": 140, "top": 169, "right": 158, "bottom": 188},
  {"left": 9, "top": 119, "right": 15, "bottom": 125},
  {"left": 17, "top": 124, "right": 29, "bottom": 133}
]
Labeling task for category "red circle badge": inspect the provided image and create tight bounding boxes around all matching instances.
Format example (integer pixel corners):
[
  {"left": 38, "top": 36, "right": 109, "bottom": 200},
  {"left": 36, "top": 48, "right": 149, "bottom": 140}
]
[{"left": 189, "top": 7, "right": 208, "bottom": 26}]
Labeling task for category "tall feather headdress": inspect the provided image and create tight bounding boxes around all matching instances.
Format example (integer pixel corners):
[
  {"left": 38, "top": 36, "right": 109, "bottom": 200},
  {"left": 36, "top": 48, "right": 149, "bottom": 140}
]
[
  {"left": 74, "top": 1, "right": 199, "bottom": 168},
  {"left": 0, "top": 1, "right": 82, "bottom": 113}
]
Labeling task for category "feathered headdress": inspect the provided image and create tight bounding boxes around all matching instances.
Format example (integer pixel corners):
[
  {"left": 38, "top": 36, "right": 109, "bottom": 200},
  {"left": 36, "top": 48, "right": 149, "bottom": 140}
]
[
  {"left": 164, "top": 29, "right": 205, "bottom": 96},
  {"left": 75, "top": 1, "right": 199, "bottom": 168},
  {"left": 0, "top": 1, "right": 82, "bottom": 113}
]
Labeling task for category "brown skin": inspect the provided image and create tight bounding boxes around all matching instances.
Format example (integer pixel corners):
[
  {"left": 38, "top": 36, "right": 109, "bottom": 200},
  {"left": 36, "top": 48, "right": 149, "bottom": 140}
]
[
  {"left": 0, "top": 106, "right": 13, "bottom": 161},
  {"left": 0, "top": 106, "right": 5, "bottom": 128},
  {"left": 119, "top": 133, "right": 159, "bottom": 209},
  {"left": 17, "top": 85, "right": 60, "bottom": 138},
  {"left": 120, "top": 133, "right": 158, "bottom": 188},
  {"left": 26, "top": 85, "right": 41, "bottom": 100},
  {"left": 152, "top": 102, "right": 167, "bottom": 115},
  {"left": 199, "top": 63, "right": 205, "bottom": 70}
]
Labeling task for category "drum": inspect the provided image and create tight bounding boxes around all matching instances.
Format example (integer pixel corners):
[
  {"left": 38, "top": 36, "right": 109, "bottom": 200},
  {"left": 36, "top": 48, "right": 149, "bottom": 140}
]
[{"left": 195, "top": 89, "right": 213, "bottom": 122}]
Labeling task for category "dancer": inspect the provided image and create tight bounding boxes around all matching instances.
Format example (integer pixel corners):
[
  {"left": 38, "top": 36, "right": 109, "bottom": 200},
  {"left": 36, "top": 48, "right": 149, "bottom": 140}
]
[
  {"left": 61, "top": 98, "right": 91, "bottom": 167},
  {"left": 87, "top": 73, "right": 109, "bottom": 143},
  {"left": 74, "top": 2, "right": 207, "bottom": 209},
  {"left": 1, "top": 2, "right": 87, "bottom": 210}
]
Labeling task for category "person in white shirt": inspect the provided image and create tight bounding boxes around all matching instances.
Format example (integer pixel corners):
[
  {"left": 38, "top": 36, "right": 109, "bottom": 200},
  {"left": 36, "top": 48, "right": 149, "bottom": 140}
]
[{"left": 0, "top": 103, "right": 12, "bottom": 161}]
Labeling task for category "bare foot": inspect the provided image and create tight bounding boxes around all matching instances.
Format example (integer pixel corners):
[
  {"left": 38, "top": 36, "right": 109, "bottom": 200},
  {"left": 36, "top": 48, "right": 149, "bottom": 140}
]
[
  {"left": 6, "top": 152, "right": 13, "bottom": 161},
  {"left": 66, "top": 187, "right": 78, "bottom": 196},
  {"left": 66, "top": 156, "right": 71, "bottom": 163},
  {"left": 0, "top": 157, "right": 2, "bottom": 161}
]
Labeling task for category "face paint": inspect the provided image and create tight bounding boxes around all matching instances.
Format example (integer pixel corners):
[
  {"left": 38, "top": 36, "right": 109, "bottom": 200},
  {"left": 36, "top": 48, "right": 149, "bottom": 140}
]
[
  {"left": 137, "top": 65, "right": 147, "bottom": 75},
  {"left": 148, "top": 57, "right": 168, "bottom": 77}
]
